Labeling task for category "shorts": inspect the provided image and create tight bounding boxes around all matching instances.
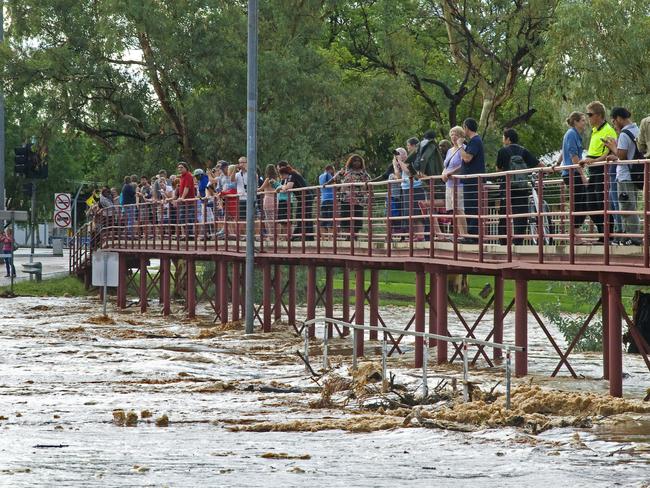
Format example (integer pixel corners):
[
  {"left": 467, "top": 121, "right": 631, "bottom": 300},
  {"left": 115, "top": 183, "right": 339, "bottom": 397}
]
[
  {"left": 445, "top": 185, "right": 465, "bottom": 212},
  {"left": 320, "top": 200, "right": 333, "bottom": 227}
]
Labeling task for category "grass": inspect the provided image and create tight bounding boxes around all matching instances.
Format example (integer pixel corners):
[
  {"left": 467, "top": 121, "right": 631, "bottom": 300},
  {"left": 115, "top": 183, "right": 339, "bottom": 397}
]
[{"left": 0, "top": 275, "right": 93, "bottom": 297}]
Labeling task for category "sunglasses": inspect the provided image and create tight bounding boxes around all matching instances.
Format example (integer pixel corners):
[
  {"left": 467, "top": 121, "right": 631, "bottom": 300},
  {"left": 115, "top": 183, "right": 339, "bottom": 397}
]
[{"left": 586, "top": 112, "right": 595, "bottom": 117}]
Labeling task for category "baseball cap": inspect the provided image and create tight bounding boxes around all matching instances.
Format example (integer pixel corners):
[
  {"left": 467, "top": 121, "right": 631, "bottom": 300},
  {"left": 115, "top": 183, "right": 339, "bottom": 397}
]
[{"left": 193, "top": 169, "right": 204, "bottom": 177}]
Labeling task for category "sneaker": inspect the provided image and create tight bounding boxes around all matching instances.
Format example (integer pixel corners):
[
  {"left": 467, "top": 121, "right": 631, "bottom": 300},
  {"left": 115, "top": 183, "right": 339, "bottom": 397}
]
[
  {"left": 215, "top": 229, "right": 225, "bottom": 238},
  {"left": 622, "top": 238, "right": 642, "bottom": 246}
]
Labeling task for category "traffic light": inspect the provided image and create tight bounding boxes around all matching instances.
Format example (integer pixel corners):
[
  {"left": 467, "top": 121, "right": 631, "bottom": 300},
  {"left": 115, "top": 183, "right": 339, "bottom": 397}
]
[
  {"left": 13, "top": 143, "right": 48, "bottom": 179},
  {"left": 14, "top": 144, "right": 30, "bottom": 176}
]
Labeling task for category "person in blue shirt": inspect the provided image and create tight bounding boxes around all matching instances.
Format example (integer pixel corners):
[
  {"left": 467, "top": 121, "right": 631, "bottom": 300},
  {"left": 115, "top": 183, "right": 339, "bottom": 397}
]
[
  {"left": 560, "top": 111, "right": 588, "bottom": 237},
  {"left": 459, "top": 118, "right": 485, "bottom": 242},
  {"left": 318, "top": 165, "right": 335, "bottom": 238}
]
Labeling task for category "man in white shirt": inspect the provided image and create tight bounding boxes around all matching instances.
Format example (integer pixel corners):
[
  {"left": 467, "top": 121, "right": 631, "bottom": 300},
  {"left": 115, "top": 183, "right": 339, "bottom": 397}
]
[{"left": 606, "top": 107, "right": 641, "bottom": 245}]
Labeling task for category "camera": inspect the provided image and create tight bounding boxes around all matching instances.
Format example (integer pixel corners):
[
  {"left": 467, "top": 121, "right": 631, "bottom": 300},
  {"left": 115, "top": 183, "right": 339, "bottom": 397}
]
[{"left": 392, "top": 149, "right": 399, "bottom": 156}]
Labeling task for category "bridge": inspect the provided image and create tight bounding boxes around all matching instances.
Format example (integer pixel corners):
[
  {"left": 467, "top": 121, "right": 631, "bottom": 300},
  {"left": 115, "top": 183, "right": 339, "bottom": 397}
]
[{"left": 70, "top": 161, "right": 650, "bottom": 397}]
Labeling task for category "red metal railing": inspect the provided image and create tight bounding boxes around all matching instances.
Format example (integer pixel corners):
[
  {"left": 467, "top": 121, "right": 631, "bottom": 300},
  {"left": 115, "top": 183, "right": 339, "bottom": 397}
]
[{"left": 71, "top": 159, "right": 650, "bottom": 274}]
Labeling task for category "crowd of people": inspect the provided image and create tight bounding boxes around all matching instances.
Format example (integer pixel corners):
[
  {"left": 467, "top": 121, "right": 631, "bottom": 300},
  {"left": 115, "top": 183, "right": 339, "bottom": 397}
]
[{"left": 90, "top": 101, "right": 650, "bottom": 246}]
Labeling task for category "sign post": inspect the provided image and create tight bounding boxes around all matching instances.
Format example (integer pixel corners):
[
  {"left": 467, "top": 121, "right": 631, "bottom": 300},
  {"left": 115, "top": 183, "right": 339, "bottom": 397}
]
[
  {"left": 0, "top": 210, "right": 29, "bottom": 296},
  {"left": 92, "top": 251, "right": 119, "bottom": 317}
]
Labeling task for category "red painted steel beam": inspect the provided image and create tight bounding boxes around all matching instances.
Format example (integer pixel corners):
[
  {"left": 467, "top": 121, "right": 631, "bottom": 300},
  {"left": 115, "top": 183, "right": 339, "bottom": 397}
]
[
  {"left": 186, "top": 258, "right": 196, "bottom": 319},
  {"left": 139, "top": 256, "right": 148, "bottom": 313},
  {"left": 428, "top": 273, "right": 437, "bottom": 348},
  {"left": 273, "top": 265, "right": 282, "bottom": 322},
  {"left": 493, "top": 276, "right": 504, "bottom": 360},
  {"left": 161, "top": 257, "right": 171, "bottom": 317},
  {"left": 231, "top": 262, "right": 241, "bottom": 322},
  {"left": 219, "top": 260, "right": 229, "bottom": 325},
  {"left": 436, "top": 272, "right": 448, "bottom": 364},
  {"left": 325, "top": 267, "right": 334, "bottom": 339},
  {"left": 515, "top": 279, "right": 528, "bottom": 377},
  {"left": 263, "top": 264, "right": 272, "bottom": 332},
  {"left": 601, "top": 282, "right": 609, "bottom": 380},
  {"left": 415, "top": 271, "right": 425, "bottom": 368},
  {"left": 355, "top": 267, "right": 365, "bottom": 357},
  {"left": 369, "top": 270, "right": 379, "bottom": 340},
  {"left": 288, "top": 265, "right": 296, "bottom": 327},
  {"left": 608, "top": 284, "right": 623, "bottom": 397},
  {"left": 307, "top": 265, "right": 317, "bottom": 338},
  {"left": 117, "top": 254, "right": 127, "bottom": 309}
]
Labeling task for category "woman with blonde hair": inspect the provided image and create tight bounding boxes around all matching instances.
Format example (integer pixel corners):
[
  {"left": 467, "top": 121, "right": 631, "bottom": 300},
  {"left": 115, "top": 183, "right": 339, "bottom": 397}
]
[
  {"left": 259, "top": 164, "right": 281, "bottom": 239},
  {"left": 442, "top": 125, "right": 467, "bottom": 238}
]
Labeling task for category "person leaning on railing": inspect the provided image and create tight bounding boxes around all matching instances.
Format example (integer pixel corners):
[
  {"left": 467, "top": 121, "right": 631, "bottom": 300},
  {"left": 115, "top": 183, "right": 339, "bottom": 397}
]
[
  {"left": 579, "top": 101, "right": 618, "bottom": 243},
  {"left": 325, "top": 154, "right": 370, "bottom": 240},
  {"left": 604, "top": 107, "right": 642, "bottom": 246},
  {"left": 441, "top": 126, "right": 467, "bottom": 240},
  {"left": 557, "top": 111, "right": 589, "bottom": 244},
  {"left": 459, "top": 118, "right": 486, "bottom": 244},
  {"left": 277, "top": 163, "right": 313, "bottom": 241}
]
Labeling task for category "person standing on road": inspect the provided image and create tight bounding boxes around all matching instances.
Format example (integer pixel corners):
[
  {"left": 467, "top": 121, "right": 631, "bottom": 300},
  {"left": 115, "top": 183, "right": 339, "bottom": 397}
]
[{"left": 1, "top": 228, "right": 17, "bottom": 278}]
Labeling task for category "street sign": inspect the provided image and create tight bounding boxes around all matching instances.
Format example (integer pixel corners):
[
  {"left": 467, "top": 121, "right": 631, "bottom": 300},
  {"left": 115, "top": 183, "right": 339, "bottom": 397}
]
[
  {"left": 53, "top": 193, "right": 72, "bottom": 228},
  {"left": 54, "top": 193, "right": 71, "bottom": 210},
  {"left": 92, "top": 251, "right": 119, "bottom": 287},
  {"left": 0, "top": 210, "right": 29, "bottom": 222}
]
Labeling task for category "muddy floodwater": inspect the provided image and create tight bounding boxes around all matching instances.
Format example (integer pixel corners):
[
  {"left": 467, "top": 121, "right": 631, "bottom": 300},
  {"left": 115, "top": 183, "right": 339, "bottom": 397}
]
[{"left": 0, "top": 296, "right": 649, "bottom": 487}]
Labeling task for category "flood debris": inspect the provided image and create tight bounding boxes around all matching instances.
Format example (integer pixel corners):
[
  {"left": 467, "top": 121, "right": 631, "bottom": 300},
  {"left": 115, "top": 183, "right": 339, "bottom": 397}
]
[
  {"left": 132, "top": 465, "right": 150, "bottom": 474},
  {"left": 86, "top": 315, "right": 116, "bottom": 325},
  {"left": 259, "top": 452, "right": 311, "bottom": 460},
  {"left": 229, "top": 415, "right": 404, "bottom": 433},
  {"left": 140, "top": 410, "right": 152, "bottom": 419},
  {"left": 155, "top": 414, "right": 169, "bottom": 427}
]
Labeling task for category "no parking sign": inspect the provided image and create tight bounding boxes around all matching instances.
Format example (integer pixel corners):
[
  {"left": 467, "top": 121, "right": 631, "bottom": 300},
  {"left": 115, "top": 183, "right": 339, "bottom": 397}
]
[{"left": 53, "top": 193, "right": 72, "bottom": 228}]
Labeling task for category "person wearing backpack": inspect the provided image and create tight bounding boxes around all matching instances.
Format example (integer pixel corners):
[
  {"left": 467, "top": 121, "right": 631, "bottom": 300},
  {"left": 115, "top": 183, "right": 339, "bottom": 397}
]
[
  {"left": 496, "top": 128, "right": 541, "bottom": 245},
  {"left": 604, "top": 107, "right": 642, "bottom": 245}
]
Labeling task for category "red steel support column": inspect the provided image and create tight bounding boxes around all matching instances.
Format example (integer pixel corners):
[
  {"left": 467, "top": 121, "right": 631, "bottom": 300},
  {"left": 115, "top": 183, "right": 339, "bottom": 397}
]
[
  {"left": 515, "top": 279, "right": 528, "bottom": 377},
  {"left": 307, "top": 265, "right": 317, "bottom": 338},
  {"left": 186, "top": 258, "right": 196, "bottom": 319},
  {"left": 139, "top": 256, "right": 148, "bottom": 313},
  {"left": 273, "top": 265, "right": 282, "bottom": 322},
  {"left": 608, "top": 283, "right": 622, "bottom": 397},
  {"left": 369, "top": 270, "right": 379, "bottom": 340},
  {"left": 493, "top": 275, "right": 504, "bottom": 360},
  {"left": 161, "top": 257, "right": 171, "bottom": 317},
  {"left": 219, "top": 260, "right": 229, "bottom": 325},
  {"left": 415, "top": 270, "right": 425, "bottom": 368},
  {"left": 355, "top": 268, "right": 365, "bottom": 357},
  {"left": 263, "top": 263, "right": 272, "bottom": 332},
  {"left": 288, "top": 265, "right": 296, "bottom": 327},
  {"left": 325, "top": 267, "right": 334, "bottom": 338},
  {"left": 601, "top": 282, "right": 610, "bottom": 380},
  {"left": 232, "top": 262, "right": 240, "bottom": 322},
  {"left": 436, "top": 272, "right": 448, "bottom": 364},
  {"left": 343, "top": 267, "right": 350, "bottom": 336},
  {"left": 428, "top": 273, "right": 437, "bottom": 348},
  {"left": 117, "top": 254, "right": 127, "bottom": 309}
]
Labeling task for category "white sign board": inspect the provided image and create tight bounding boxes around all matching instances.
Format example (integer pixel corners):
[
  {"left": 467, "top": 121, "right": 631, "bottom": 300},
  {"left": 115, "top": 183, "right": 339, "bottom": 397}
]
[
  {"left": 92, "top": 251, "right": 120, "bottom": 287},
  {"left": 53, "top": 193, "right": 72, "bottom": 229}
]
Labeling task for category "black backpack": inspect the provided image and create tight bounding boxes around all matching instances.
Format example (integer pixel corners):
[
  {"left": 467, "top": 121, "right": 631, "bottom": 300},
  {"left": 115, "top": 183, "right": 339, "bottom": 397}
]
[
  {"left": 621, "top": 129, "right": 645, "bottom": 190},
  {"left": 509, "top": 150, "right": 529, "bottom": 190}
]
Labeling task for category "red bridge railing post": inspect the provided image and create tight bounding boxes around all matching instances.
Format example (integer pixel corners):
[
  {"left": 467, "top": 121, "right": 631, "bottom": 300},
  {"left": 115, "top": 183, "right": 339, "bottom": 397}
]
[{"left": 515, "top": 278, "right": 528, "bottom": 377}]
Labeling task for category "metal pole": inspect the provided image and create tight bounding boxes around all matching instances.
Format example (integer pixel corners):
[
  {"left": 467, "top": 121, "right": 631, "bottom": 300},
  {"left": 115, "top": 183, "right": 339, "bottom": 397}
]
[
  {"left": 303, "top": 328, "right": 310, "bottom": 374},
  {"left": 322, "top": 322, "right": 329, "bottom": 370},
  {"left": 422, "top": 342, "right": 429, "bottom": 398},
  {"left": 102, "top": 253, "right": 108, "bottom": 316},
  {"left": 244, "top": 0, "right": 258, "bottom": 335},
  {"left": 462, "top": 339, "right": 469, "bottom": 402},
  {"left": 505, "top": 347, "right": 512, "bottom": 410},
  {"left": 30, "top": 181, "right": 36, "bottom": 265},
  {"left": 73, "top": 184, "right": 84, "bottom": 238},
  {"left": 9, "top": 215, "right": 14, "bottom": 294},
  {"left": 0, "top": 1, "right": 5, "bottom": 213}
]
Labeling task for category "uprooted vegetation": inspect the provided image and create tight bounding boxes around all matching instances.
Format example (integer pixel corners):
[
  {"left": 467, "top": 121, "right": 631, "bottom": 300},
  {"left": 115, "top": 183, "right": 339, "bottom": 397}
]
[{"left": 230, "top": 361, "right": 650, "bottom": 435}]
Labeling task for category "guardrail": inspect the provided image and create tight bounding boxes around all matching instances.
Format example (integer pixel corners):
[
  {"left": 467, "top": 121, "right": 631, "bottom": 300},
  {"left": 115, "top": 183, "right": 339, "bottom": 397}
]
[{"left": 302, "top": 317, "right": 525, "bottom": 409}]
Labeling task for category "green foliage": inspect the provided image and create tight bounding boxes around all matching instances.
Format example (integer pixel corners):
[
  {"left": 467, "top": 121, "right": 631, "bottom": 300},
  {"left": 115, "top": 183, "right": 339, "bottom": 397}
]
[
  {"left": 538, "top": 282, "right": 603, "bottom": 352},
  {"left": 1, "top": 275, "right": 91, "bottom": 297}
]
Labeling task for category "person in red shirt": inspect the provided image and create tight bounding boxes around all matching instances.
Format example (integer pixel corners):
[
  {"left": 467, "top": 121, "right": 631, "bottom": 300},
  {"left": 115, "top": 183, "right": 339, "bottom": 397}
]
[
  {"left": 1, "top": 228, "right": 17, "bottom": 277},
  {"left": 175, "top": 161, "right": 196, "bottom": 238}
]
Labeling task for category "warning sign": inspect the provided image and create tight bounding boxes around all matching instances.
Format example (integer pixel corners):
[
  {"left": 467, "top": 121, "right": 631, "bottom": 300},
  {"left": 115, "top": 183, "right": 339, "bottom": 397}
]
[
  {"left": 54, "top": 210, "right": 72, "bottom": 228},
  {"left": 55, "top": 193, "right": 72, "bottom": 210},
  {"left": 53, "top": 193, "right": 72, "bottom": 228}
]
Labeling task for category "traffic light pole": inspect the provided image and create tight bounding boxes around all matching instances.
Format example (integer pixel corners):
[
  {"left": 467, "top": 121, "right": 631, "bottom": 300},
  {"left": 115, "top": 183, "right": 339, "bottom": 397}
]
[
  {"left": 0, "top": 2, "right": 6, "bottom": 213},
  {"left": 30, "top": 181, "right": 36, "bottom": 265}
]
